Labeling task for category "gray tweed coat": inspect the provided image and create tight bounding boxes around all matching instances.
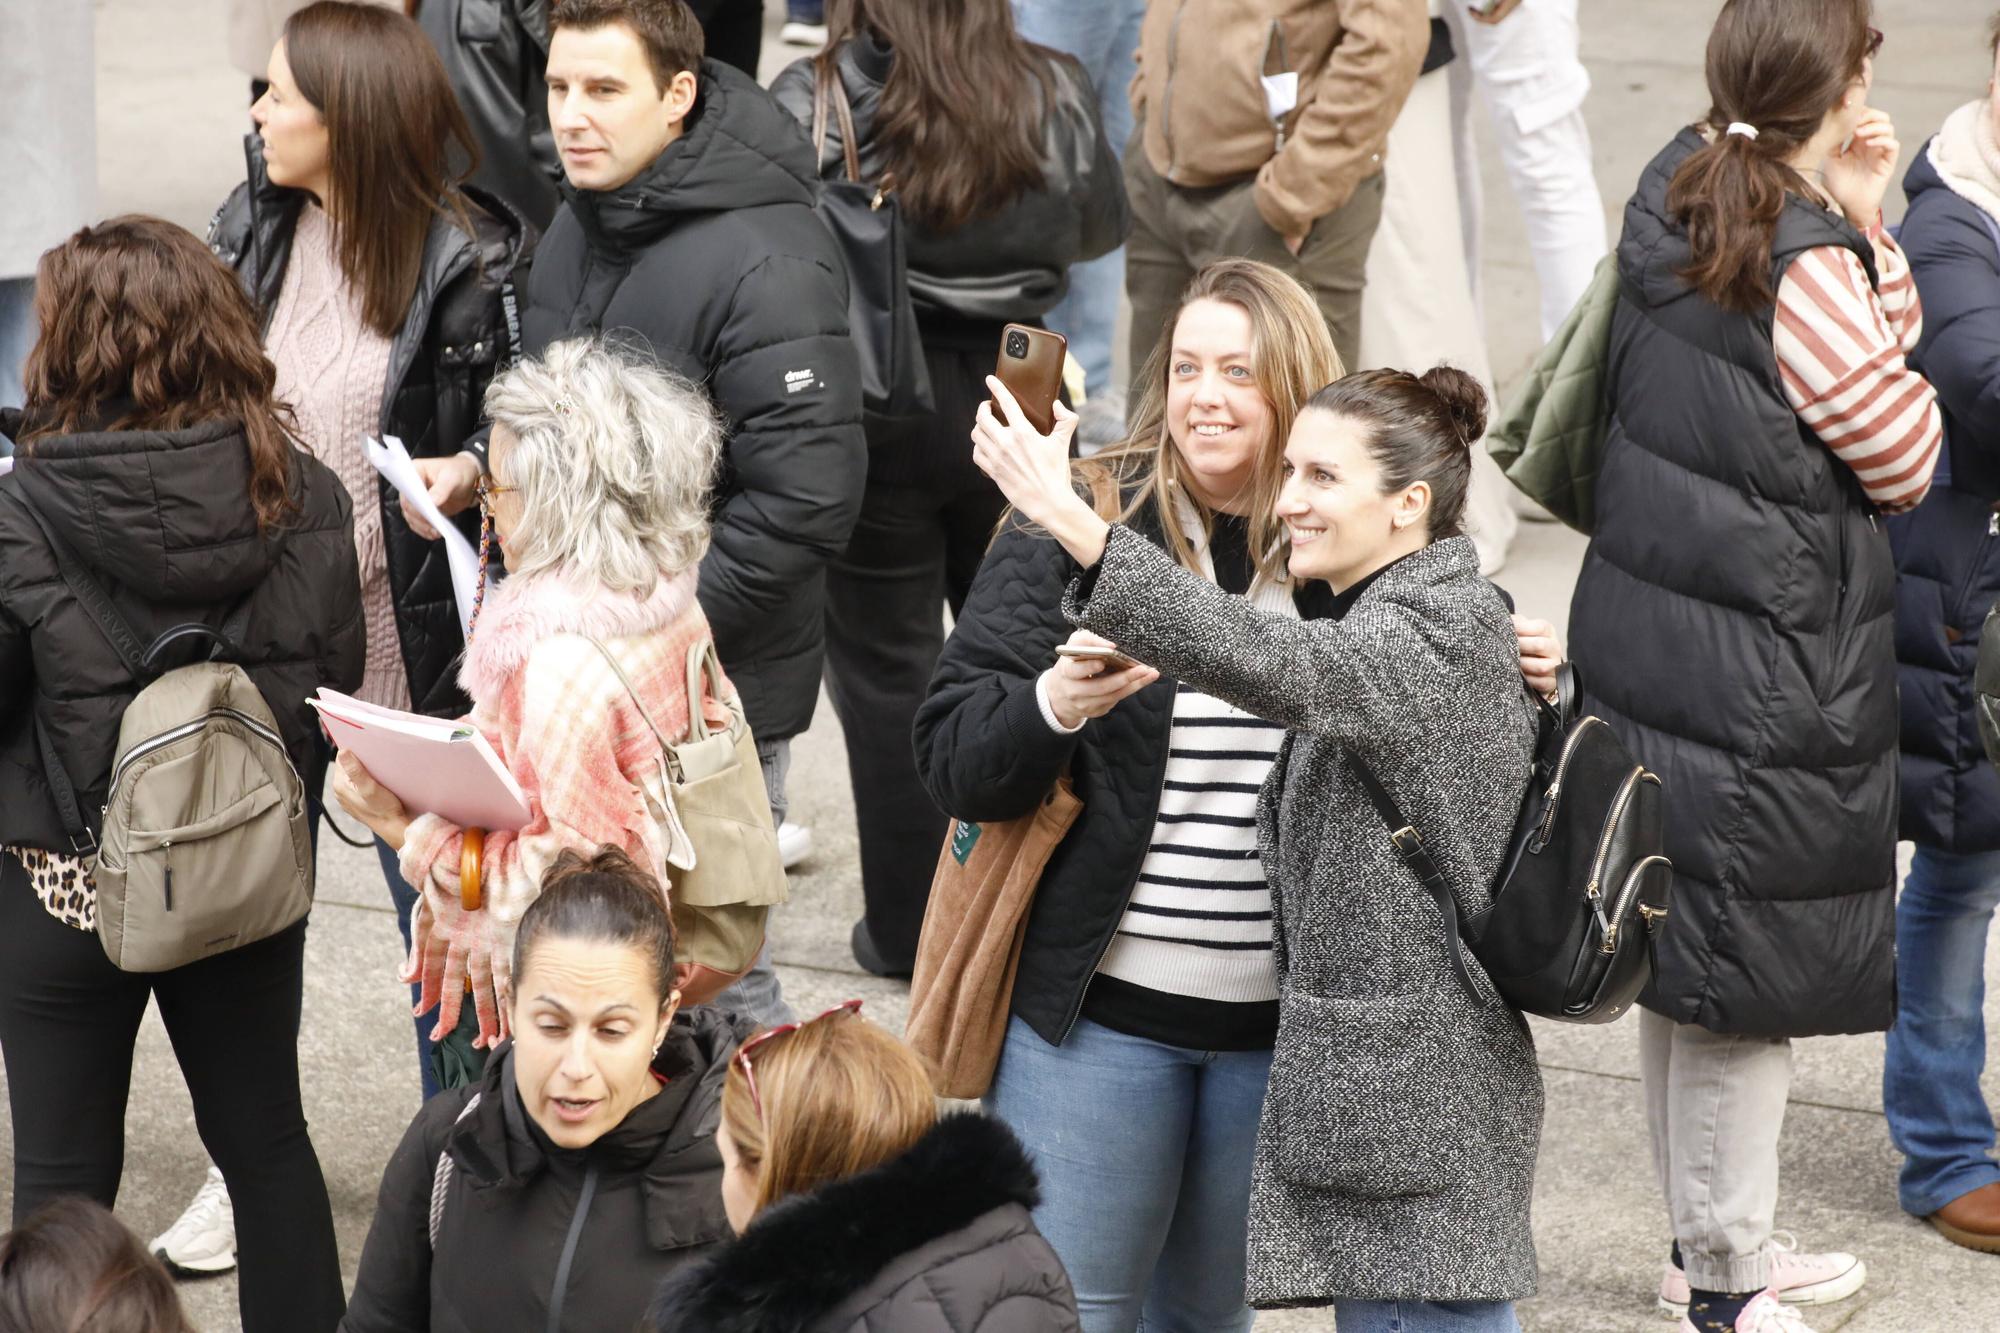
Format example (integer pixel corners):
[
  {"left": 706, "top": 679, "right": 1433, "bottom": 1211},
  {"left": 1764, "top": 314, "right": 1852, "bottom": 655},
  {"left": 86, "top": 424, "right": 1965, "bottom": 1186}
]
[{"left": 1068, "top": 527, "right": 1543, "bottom": 1307}]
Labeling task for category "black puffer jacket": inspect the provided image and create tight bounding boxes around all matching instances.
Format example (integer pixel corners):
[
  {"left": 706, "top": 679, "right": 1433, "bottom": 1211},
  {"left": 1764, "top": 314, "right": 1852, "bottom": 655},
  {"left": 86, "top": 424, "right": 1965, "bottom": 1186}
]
[
  {"left": 341, "top": 1005, "right": 756, "bottom": 1333},
  {"left": 1568, "top": 128, "right": 1900, "bottom": 1037},
  {"left": 523, "top": 59, "right": 865, "bottom": 744},
  {"left": 768, "top": 33, "right": 1129, "bottom": 324},
  {"left": 649, "top": 1112, "right": 1079, "bottom": 1332},
  {"left": 0, "top": 407, "right": 365, "bottom": 850},
  {"left": 415, "top": 0, "right": 560, "bottom": 230},
  {"left": 209, "top": 137, "right": 535, "bottom": 718},
  {"left": 913, "top": 497, "right": 1332, "bottom": 1046}
]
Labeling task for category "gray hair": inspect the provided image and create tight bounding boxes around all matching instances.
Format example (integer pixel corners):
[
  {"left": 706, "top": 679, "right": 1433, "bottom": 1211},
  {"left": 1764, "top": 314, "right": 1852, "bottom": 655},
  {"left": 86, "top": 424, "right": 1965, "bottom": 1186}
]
[{"left": 482, "top": 338, "right": 721, "bottom": 592}]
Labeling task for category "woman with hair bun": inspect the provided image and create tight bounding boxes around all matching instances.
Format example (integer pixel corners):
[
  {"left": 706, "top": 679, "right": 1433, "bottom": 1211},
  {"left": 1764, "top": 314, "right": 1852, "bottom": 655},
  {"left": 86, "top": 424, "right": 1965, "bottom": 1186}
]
[
  {"left": 343, "top": 846, "right": 757, "bottom": 1332},
  {"left": 1567, "top": 1, "right": 1941, "bottom": 1328},
  {"left": 971, "top": 360, "right": 1542, "bottom": 1328}
]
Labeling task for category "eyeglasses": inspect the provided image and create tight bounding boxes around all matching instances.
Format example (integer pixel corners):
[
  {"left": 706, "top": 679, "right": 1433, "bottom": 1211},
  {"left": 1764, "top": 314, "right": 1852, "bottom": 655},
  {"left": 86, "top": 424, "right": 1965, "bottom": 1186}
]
[
  {"left": 1865, "top": 26, "right": 1884, "bottom": 58},
  {"left": 732, "top": 999, "right": 864, "bottom": 1124},
  {"left": 475, "top": 473, "right": 518, "bottom": 512}
]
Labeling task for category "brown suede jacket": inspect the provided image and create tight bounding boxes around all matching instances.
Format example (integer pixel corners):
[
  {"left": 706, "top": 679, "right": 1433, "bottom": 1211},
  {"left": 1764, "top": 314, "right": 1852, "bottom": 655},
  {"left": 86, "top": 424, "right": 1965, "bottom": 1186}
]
[{"left": 1132, "top": 0, "right": 1428, "bottom": 239}]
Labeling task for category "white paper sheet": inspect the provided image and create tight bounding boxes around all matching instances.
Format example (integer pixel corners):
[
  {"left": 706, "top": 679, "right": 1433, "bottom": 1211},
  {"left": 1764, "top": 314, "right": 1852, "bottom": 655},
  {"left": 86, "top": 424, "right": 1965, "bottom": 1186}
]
[
  {"left": 0, "top": 455, "right": 14, "bottom": 478},
  {"left": 363, "top": 434, "right": 486, "bottom": 636}
]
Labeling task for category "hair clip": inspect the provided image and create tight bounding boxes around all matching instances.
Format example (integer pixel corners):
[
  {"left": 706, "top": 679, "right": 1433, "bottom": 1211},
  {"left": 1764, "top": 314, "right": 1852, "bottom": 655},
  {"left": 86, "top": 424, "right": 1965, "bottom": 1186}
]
[{"left": 554, "top": 397, "right": 575, "bottom": 417}]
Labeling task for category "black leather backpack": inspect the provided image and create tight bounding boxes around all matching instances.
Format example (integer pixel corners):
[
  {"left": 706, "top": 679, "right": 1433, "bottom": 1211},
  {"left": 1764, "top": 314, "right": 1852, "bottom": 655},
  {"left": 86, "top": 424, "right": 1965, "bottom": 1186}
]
[{"left": 1350, "top": 666, "right": 1672, "bottom": 1023}]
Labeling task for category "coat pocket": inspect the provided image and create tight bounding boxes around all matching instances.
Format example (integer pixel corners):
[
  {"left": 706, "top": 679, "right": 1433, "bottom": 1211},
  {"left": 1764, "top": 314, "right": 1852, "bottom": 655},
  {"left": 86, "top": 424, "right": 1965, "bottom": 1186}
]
[{"left": 1268, "top": 989, "right": 1470, "bottom": 1199}]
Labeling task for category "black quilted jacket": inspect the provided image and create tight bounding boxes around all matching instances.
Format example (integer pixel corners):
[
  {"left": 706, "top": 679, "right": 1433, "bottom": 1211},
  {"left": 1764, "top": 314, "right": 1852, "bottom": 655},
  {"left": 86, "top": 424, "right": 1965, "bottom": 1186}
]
[{"left": 913, "top": 496, "right": 1330, "bottom": 1046}]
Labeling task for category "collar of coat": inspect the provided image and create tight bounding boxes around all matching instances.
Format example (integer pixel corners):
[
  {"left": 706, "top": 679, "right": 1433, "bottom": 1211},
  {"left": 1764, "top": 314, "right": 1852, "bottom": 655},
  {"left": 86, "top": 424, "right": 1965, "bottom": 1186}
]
[
  {"left": 447, "top": 1005, "right": 752, "bottom": 1252},
  {"left": 646, "top": 1111, "right": 1040, "bottom": 1329},
  {"left": 459, "top": 565, "right": 700, "bottom": 700}
]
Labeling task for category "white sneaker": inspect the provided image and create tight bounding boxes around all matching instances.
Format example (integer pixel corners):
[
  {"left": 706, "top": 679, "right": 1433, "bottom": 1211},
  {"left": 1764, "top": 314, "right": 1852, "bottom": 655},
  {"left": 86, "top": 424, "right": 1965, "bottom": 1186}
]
[
  {"left": 150, "top": 1165, "right": 236, "bottom": 1277},
  {"left": 778, "top": 820, "right": 813, "bottom": 869},
  {"left": 779, "top": 20, "right": 827, "bottom": 46},
  {"left": 1660, "top": 1233, "right": 1866, "bottom": 1319},
  {"left": 1678, "top": 1290, "right": 1818, "bottom": 1333}
]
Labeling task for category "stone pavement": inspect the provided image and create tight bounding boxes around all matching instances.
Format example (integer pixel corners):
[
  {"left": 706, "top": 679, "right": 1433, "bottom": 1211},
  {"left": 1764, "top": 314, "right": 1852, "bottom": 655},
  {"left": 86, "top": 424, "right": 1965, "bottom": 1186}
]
[{"left": 6, "top": 1, "right": 1998, "bottom": 1329}]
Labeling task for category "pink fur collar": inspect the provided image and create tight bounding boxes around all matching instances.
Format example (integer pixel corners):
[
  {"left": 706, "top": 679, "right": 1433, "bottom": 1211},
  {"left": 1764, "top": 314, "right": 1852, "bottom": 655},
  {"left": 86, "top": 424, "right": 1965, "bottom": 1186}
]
[{"left": 460, "top": 569, "right": 699, "bottom": 700}]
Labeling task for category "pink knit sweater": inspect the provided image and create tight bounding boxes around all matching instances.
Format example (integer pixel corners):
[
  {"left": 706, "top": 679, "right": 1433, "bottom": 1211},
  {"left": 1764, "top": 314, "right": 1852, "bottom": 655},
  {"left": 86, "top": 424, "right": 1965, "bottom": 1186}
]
[{"left": 266, "top": 205, "right": 409, "bottom": 709}]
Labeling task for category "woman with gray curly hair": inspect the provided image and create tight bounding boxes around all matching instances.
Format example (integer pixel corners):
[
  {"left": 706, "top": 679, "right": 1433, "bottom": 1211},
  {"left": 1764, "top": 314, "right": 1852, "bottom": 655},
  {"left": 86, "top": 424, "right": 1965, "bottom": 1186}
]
[{"left": 332, "top": 338, "right": 766, "bottom": 1048}]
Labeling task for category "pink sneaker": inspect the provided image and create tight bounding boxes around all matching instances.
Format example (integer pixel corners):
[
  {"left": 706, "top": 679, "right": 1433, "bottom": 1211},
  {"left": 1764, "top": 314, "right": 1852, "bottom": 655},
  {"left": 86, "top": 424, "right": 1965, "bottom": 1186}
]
[
  {"left": 1658, "top": 1233, "right": 1866, "bottom": 1320},
  {"left": 1676, "top": 1290, "right": 1818, "bottom": 1333}
]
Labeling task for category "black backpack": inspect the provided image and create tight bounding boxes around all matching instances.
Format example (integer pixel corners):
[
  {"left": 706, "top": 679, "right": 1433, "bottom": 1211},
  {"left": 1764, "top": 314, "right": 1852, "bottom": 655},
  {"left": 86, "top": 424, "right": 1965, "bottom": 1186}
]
[{"left": 1349, "top": 665, "right": 1672, "bottom": 1023}]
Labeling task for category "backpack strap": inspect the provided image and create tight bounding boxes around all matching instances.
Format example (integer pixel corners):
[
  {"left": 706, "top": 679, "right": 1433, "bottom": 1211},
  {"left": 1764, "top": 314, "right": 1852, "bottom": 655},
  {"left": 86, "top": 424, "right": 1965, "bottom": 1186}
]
[
  {"left": 12, "top": 491, "right": 150, "bottom": 855},
  {"left": 1342, "top": 747, "right": 1482, "bottom": 1004},
  {"left": 428, "top": 1091, "right": 484, "bottom": 1250}
]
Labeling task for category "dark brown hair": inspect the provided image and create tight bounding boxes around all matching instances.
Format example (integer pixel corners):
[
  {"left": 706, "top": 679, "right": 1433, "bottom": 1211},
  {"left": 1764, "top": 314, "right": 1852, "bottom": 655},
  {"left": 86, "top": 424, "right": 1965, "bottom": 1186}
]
[
  {"left": 1667, "top": 0, "right": 1875, "bottom": 313},
  {"left": 22, "top": 216, "right": 300, "bottom": 533},
  {"left": 824, "top": 0, "right": 1058, "bottom": 232},
  {"left": 0, "top": 1197, "right": 194, "bottom": 1333},
  {"left": 551, "top": 0, "right": 706, "bottom": 94},
  {"left": 1989, "top": 9, "right": 2000, "bottom": 59},
  {"left": 1303, "top": 366, "right": 1487, "bottom": 540},
  {"left": 514, "top": 846, "right": 679, "bottom": 1002},
  {"left": 282, "top": 1, "right": 478, "bottom": 337}
]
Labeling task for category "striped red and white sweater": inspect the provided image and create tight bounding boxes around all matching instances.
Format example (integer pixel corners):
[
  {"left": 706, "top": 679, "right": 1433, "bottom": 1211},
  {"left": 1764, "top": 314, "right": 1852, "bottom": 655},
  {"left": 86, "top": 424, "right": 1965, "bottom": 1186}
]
[{"left": 1774, "top": 220, "right": 1942, "bottom": 513}]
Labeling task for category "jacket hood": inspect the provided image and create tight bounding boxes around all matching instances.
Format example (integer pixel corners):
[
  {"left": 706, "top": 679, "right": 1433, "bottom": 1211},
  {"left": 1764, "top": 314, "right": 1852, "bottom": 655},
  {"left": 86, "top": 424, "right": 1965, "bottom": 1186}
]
[
  {"left": 561, "top": 60, "right": 818, "bottom": 255},
  {"left": 451, "top": 1004, "right": 755, "bottom": 1252},
  {"left": 4, "top": 411, "right": 291, "bottom": 603},
  {"left": 646, "top": 1112, "right": 1042, "bottom": 1330},
  {"left": 1618, "top": 127, "right": 1705, "bottom": 310}
]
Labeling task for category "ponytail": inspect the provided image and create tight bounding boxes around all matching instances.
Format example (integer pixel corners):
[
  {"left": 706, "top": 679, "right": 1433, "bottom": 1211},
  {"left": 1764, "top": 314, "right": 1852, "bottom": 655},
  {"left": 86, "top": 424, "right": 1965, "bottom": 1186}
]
[{"left": 1667, "top": 0, "right": 1876, "bottom": 314}]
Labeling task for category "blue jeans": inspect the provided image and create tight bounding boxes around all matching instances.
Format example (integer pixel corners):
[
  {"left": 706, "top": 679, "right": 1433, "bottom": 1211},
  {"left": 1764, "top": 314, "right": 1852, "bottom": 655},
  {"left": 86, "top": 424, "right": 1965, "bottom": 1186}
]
[
  {"left": 985, "top": 1015, "right": 1270, "bottom": 1333},
  {"left": 1884, "top": 844, "right": 2000, "bottom": 1216},
  {"left": 1333, "top": 1301, "right": 1520, "bottom": 1332},
  {"left": 0, "top": 276, "right": 34, "bottom": 411},
  {"left": 1010, "top": 0, "right": 1145, "bottom": 399},
  {"left": 376, "top": 836, "right": 442, "bottom": 1101}
]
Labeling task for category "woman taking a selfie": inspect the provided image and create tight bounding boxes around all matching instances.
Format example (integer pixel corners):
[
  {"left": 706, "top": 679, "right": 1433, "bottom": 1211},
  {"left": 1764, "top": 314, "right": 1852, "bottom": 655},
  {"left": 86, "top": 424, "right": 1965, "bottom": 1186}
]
[
  {"left": 968, "top": 357, "right": 1542, "bottom": 1329},
  {"left": 1567, "top": 2, "right": 1940, "bottom": 1328},
  {"left": 342, "top": 848, "right": 755, "bottom": 1331},
  {"left": 769, "top": 0, "right": 1126, "bottom": 978}
]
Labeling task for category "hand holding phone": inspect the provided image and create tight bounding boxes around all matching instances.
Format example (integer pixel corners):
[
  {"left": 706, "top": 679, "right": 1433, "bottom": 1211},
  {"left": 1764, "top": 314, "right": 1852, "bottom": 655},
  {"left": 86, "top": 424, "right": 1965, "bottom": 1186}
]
[
  {"left": 1045, "top": 632, "right": 1158, "bottom": 729},
  {"left": 1055, "top": 643, "right": 1140, "bottom": 670}
]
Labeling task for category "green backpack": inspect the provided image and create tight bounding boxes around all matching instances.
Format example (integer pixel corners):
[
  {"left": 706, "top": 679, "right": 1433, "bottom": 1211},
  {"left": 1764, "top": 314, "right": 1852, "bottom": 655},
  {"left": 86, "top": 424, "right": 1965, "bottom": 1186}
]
[{"left": 21, "top": 496, "right": 312, "bottom": 972}]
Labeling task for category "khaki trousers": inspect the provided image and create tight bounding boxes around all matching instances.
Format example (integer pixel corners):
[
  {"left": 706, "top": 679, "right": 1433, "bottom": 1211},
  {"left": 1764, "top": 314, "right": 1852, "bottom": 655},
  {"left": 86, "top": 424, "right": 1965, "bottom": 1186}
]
[{"left": 1123, "top": 143, "right": 1386, "bottom": 377}]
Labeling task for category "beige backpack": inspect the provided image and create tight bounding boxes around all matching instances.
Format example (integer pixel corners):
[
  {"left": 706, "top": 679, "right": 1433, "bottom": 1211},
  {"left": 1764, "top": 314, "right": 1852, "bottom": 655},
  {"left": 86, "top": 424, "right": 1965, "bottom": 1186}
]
[{"left": 23, "top": 498, "right": 311, "bottom": 972}]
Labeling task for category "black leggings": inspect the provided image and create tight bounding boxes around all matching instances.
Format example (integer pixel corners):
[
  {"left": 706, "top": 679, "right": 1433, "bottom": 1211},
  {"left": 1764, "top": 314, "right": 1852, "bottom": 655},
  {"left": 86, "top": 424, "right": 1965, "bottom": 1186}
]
[{"left": 0, "top": 860, "right": 345, "bottom": 1332}]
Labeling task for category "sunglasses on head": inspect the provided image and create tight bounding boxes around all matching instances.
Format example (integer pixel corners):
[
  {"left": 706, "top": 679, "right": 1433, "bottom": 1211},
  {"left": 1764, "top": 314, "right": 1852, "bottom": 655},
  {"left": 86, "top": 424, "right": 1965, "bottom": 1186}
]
[{"left": 733, "top": 999, "right": 865, "bottom": 1123}]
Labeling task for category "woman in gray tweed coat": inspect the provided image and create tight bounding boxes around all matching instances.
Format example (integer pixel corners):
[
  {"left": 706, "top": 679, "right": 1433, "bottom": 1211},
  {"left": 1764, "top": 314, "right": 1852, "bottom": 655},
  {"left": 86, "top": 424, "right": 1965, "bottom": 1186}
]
[{"left": 971, "top": 363, "right": 1542, "bottom": 1329}]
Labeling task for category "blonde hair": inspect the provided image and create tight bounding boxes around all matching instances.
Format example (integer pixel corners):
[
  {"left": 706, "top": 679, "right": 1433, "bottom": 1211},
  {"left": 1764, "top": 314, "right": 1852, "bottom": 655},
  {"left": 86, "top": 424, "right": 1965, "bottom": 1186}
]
[
  {"left": 1083, "top": 259, "right": 1345, "bottom": 585},
  {"left": 721, "top": 1010, "right": 937, "bottom": 1218},
  {"left": 482, "top": 337, "right": 722, "bottom": 594}
]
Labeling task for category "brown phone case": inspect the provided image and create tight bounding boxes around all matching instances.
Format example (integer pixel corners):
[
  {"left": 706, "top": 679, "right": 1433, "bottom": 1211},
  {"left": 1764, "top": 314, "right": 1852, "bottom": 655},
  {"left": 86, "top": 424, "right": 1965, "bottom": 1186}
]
[{"left": 992, "top": 324, "right": 1067, "bottom": 436}]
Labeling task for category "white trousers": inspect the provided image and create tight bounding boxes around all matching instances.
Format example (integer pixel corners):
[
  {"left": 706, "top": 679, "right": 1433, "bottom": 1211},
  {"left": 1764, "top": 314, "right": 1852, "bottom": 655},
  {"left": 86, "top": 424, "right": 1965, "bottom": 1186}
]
[
  {"left": 1444, "top": 0, "right": 1608, "bottom": 341},
  {"left": 1360, "top": 66, "right": 1518, "bottom": 574}
]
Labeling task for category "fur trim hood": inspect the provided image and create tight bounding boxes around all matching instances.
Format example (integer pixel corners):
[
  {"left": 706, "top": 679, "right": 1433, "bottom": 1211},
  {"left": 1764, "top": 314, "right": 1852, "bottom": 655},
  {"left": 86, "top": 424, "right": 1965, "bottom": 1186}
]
[
  {"left": 461, "top": 567, "right": 699, "bottom": 701},
  {"left": 648, "top": 1113, "right": 1062, "bottom": 1332}
]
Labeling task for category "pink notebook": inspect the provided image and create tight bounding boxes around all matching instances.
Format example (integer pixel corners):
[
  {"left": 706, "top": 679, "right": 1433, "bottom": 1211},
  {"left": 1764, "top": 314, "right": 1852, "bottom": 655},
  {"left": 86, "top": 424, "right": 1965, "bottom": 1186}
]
[{"left": 309, "top": 690, "right": 532, "bottom": 832}]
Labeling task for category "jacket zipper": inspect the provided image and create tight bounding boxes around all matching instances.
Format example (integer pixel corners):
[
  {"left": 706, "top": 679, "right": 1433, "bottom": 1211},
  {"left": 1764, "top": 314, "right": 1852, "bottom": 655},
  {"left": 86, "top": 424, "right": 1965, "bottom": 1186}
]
[
  {"left": 546, "top": 1161, "right": 599, "bottom": 1333},
  {"left": 1058, "top": 711, "right": 1175, "bottom": 1045},
  {"left": 104, "top": 708, "right": 299, "bottom": 812},
  {"left": 1600, "top": 854, "right": 1670, "bottom": 954},
  {"left": 1161, "top": 0, "right": 1188, "bottom": 175},
  {"left": 163, "top": 843, "right": 175, "bottom": 911},
  {"left": 1583, "top": 768, "right": 1654, "bottom": 942},
  {"left": 1528, "top": 716, "right": 1606, "bottom": 852}
]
